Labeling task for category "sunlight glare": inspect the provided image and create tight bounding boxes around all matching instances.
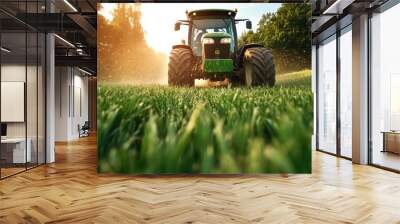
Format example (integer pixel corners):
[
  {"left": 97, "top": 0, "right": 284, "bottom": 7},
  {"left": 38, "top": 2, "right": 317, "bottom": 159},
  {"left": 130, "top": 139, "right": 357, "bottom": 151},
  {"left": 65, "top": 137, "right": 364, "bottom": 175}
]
[{"left": 98, "top": 3, "right": 115, "bottom": 22}]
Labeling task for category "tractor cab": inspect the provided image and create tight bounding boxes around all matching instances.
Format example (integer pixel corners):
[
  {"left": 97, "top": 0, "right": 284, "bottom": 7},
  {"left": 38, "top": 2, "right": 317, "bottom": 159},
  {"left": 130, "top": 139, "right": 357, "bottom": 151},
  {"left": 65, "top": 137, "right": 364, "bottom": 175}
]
[
  {"left": 175, "top": 9, "right": 251, "bottom": 57},
  {"left": 189, "top": 17, "right": 236, "bottom": 56},
  {"left": 170, "top": 9, "right": 275, "bottom": 87}
]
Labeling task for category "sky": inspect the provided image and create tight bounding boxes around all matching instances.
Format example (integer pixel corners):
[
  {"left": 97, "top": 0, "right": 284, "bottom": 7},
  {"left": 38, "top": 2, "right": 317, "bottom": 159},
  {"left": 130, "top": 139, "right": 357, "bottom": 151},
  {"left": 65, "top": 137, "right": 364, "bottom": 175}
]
[{"left": 99, "top": 3, "right": 281, "bottom": 55}]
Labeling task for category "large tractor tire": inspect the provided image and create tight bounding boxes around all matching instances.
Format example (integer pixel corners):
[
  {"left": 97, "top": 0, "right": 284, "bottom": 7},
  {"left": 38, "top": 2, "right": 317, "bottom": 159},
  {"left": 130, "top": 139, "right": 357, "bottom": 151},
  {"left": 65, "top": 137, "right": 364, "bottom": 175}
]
[
  {"left": 243, "top": 47, "right": 276, "bottom": 87},
  {"left": 168, "top": 48, "right": 195, "bottom": 86}
]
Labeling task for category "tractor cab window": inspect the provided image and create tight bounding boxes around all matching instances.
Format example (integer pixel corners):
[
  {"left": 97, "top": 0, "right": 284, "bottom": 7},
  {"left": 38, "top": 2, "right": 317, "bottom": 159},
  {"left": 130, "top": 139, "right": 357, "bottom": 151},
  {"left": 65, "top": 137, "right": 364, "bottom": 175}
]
[{"left": 191, "top": 18, "right": 234, "bottom": 56}]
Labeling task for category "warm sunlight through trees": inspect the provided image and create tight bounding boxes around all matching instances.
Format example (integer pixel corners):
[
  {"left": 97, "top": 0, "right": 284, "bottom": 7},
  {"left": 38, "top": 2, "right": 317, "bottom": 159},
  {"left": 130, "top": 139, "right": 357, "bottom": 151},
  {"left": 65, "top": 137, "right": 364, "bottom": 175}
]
[{"left": 98, "top": 4, "right": 167, "bottom": 84}]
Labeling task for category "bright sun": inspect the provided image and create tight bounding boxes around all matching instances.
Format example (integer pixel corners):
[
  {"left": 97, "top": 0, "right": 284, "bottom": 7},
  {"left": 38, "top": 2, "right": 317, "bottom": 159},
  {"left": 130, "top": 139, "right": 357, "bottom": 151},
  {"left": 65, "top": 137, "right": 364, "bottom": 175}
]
[
  {"left": 98, "top": 4, "right": 115, "bottom": 22},
  {"left": 140, "top": 5, "right": 187, "bottom": 55},
  {"left": 99, "top": 3, "right": 185, "bottom": 56}
]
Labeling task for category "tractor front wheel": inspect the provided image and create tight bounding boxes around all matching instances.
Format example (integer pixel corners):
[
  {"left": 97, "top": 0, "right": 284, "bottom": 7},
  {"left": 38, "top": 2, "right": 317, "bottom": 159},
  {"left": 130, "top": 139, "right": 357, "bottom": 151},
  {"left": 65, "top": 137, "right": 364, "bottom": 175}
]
[
  {"left": 243, "top": 47, "right": 275, "bottom": 87},
  {"left": 168, "top": 48, "right": 195, "bottom": 86}
]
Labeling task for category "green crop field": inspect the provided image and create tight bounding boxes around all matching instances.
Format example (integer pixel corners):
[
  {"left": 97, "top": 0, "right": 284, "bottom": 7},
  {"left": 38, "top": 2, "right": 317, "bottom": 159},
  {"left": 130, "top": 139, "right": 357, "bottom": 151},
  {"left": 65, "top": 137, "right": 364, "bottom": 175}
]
[
  {"left": 98, "top": 70, "right": 313, "bottom": 174},
  {"left": 276, "top": 69, "right": 312, "bottom": 88}
]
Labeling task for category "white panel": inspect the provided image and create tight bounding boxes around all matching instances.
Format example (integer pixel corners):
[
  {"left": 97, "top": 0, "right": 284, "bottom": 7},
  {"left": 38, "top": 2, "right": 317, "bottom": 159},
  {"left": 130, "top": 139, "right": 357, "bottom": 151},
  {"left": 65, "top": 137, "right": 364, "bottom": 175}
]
[
  {"left": 1, "top": 82, "right": 25, "bottom": 122},
  {"left": 390, "top": 74, "right": 400, "bottom": 130},
  {"left": 318, "top": 35, "right": 337, "bottom": 154},
  {"left": 340, "top": 27, "right": 352, "bottom": 158},
  {"left": 72, "top": 87, "right": 82, "bottom": 138},
  {"left": 46, "top": 32, "right": 55, "bottom": 163},
  {"left": 312, "top": 45, "right": 317, "bottom": 150}
]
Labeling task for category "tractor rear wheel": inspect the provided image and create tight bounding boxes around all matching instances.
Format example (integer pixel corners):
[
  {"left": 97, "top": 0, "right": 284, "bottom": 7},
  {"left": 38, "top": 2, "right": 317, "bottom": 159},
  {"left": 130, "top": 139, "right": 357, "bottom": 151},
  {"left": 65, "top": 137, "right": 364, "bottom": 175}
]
[
  {"left": 243, "top": 47, "right": 275, "bottom": 87},
  {"left": 168, "top": 48, "right": 195, "bottom": 86}
]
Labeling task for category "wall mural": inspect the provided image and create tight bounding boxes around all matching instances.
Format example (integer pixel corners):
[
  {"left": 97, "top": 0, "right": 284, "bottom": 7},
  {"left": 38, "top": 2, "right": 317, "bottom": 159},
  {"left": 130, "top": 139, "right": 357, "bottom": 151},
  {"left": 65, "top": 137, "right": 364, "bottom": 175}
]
[{"left": 97, "top": 3, "right": 313, "bottom": 174}]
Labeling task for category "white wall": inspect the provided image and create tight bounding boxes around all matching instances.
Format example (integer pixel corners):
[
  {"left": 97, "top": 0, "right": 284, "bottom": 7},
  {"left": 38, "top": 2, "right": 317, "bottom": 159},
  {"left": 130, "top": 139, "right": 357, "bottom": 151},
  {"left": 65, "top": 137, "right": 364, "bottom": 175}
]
[
  {"left": 55, "top": 67, "right": 89, "bottom": 141},
  {"left": 1, "top": 65, "right": 37, "bottom": 138},
  {"left": 55, "top": 67, "right": 70, "bottom": 141},
  {"left": 1, "top": 65, "right": 26, "bottom": 137},
  {"left": 1, "top": 63, "right": 46, "bottom": 164},
  {"left": 72, "top": 73, "right": 89, "bottom": 138},
  {"left": 1, "top": 64, "right": 26, "bottom": 81}
]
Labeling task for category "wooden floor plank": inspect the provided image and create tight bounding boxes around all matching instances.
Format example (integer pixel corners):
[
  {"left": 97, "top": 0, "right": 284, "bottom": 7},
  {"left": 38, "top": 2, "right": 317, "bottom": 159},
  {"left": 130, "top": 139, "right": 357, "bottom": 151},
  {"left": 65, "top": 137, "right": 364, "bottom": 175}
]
[{"left": 0, "top": 135, "right": 400, "bottom": 223}]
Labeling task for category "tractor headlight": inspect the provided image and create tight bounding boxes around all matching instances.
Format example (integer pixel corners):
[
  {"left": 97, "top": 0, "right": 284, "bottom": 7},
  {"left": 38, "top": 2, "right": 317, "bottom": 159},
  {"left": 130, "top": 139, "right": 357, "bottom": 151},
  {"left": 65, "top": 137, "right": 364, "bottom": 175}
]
[
  {"left": 202, "top": 38, "right": 214, "bottom": 44},
  {"left": 220, "top": 38, "right": 231, "bottom": 44}
]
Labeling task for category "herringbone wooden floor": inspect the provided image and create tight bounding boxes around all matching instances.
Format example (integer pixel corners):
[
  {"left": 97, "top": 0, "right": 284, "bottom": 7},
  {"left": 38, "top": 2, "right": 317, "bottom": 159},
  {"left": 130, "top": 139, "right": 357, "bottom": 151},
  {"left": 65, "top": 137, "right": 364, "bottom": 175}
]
[{"left": 1, "top": 135, "right": 400, "bottom": 224}]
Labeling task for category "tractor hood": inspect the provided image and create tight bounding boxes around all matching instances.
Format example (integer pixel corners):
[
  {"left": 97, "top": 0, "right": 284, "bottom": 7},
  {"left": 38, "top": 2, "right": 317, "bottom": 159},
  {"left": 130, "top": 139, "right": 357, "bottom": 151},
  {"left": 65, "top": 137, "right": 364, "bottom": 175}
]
[
  {"left": 201, "top": 32, "right": 232, "bottom": 61},
  {"left": 201, "top": 31, "right": 233, "bottom": 75}
]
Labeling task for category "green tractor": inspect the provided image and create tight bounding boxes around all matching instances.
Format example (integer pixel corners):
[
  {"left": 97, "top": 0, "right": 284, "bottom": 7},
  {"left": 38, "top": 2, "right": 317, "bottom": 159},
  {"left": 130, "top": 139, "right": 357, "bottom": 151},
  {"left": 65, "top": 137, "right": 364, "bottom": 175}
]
[{"left": 168, "top": 9, "right": 275, "bottom": 87}]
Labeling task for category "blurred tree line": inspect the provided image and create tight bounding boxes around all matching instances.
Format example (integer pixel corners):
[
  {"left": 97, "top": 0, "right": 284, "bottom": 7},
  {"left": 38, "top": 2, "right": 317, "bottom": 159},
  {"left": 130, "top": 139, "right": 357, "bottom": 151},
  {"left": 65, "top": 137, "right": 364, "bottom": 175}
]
[
  {"left": 239, "top": 4, "right": 311, "bottom": 74},
  {"left": 98, "top": 4, "right": 167, "bottom": 84}
]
